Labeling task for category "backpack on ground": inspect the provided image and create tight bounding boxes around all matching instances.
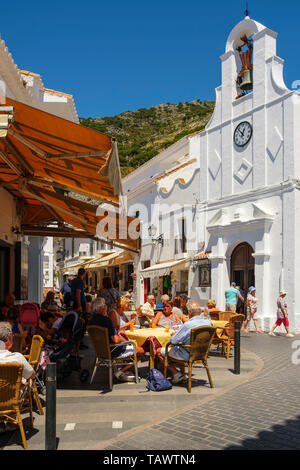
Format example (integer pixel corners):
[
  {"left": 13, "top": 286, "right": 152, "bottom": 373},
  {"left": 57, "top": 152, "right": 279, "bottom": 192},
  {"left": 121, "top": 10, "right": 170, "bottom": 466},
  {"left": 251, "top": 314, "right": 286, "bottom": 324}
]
[
  {"left": 19, "top": 303, "right": 40, "bottom": 328},
  {"left": 146, "top": 368, "right": 172, "bottom": 392}
]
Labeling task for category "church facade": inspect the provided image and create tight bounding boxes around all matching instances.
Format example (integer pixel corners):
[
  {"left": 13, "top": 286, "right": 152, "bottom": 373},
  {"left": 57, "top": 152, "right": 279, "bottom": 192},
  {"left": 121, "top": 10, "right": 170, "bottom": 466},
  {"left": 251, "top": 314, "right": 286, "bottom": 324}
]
[{"left": 188, "top": 16, "right": 300, "bottom": 332}]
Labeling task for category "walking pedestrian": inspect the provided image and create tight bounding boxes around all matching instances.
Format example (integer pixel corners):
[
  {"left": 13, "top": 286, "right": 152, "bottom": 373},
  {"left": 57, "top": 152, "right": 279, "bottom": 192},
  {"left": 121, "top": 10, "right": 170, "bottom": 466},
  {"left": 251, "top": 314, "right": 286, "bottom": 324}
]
[
  {"left": 269, "top": 291, "right": 294, "bottom": 338},
  {"left": 225, "top": 282, "right": 243, "bottom": 312},
  {"left": 243, "top": 287, "right": 263, "bottom": 334}
]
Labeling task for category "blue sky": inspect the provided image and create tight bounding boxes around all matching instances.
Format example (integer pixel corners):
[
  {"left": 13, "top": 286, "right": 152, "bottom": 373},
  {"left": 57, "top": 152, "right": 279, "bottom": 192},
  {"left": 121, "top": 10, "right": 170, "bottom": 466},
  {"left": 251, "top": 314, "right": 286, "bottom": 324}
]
[{"left": 1, "top": 0, "right": 300, "bottom": 117}]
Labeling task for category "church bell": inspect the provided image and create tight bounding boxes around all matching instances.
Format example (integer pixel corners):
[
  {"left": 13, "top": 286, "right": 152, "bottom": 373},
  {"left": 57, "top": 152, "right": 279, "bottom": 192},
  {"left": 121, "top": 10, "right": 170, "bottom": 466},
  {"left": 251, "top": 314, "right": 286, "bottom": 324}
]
[{"left": 239, "top": 69, "right": 253, "bottom": 91}]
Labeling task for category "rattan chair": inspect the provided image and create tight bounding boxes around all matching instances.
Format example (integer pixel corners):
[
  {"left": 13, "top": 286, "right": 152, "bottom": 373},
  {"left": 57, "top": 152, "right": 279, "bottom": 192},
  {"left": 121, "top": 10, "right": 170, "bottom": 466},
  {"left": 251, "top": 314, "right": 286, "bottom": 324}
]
[
  {"left": 87, "top": 325, "right": 139, "bottom": 390},
  {"left": 219, "top": 311, "right": 237, "bottom": 322},
  {"left": 219, "top": 314, "right": 245, "bottom": 360},
  {"left": 0, "top": 363, "right": 33, "bottom": 450},
  {"left": 23, "top": 335, "right": 44, "bottom": 416},
  {"left": 209, "top": 311, "right": 220, "bottom": 321},
  {"left": 11, "top": 333, "right": 26, "bottom": 353},
  {"left": 163, "top": 326, "right": 216, "bottom": 393}
]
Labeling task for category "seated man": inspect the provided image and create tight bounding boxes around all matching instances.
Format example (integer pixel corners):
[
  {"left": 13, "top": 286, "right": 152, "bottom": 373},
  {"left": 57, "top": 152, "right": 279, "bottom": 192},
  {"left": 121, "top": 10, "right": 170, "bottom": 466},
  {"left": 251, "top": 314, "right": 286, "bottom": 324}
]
[
  {"left": 0, "top": 322, "right": 35, "bottom": 433},
  {"left": 88, "top": 298, "right": 144, "bottom": 382},
  {"left": 157, "top": 303, "right": 212, "bottom": 384},
  {"left": 140, "top": 295, "right": 156, "bottom": 320}
]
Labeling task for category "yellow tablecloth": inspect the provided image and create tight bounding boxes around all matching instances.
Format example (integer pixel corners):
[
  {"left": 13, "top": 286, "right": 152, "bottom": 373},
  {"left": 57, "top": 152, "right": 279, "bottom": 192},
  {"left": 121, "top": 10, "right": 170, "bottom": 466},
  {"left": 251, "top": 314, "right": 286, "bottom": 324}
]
[
  {"left": 212, "top": 320, "right": 229, "bottom": 338},
  {"left": 125, "top": 328, "right": 174, "bottom": 348}
]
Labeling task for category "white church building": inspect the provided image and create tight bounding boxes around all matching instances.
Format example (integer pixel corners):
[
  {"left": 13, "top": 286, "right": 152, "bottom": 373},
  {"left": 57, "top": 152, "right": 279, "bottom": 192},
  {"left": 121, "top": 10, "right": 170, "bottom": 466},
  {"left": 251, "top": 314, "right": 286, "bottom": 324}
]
[
  {"left": 126, "top": 14, "right": 300, "bottom": 334},
  {"left": 187, "top": 15, "right": 300, "bottom": 333}
]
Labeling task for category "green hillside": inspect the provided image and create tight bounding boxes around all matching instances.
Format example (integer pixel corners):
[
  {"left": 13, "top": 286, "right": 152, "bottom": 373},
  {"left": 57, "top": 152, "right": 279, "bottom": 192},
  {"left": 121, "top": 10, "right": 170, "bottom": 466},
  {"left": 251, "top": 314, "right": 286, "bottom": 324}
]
[{"left": 80, "top": 100, "right": 215, "bottom": 177}]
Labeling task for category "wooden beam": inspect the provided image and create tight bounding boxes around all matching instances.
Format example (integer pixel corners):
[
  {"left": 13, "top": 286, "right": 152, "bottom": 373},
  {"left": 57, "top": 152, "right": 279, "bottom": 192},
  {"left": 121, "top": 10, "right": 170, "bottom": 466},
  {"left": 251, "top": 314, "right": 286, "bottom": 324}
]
[
  {"left": 45, "top": 150, "right": 109, "bottom": 160},
  {"left": 0, "top": 150, "right": 23, "bottom": 176},
  {"left": 27, "top": 177, "right": 120, "bottom": 208},
  {"left": 21, "top": 186, "right": 90, "bottom": 225},
  {"left": 21, "top": 226, "right": 139, "bottom": 253},
  {"left": 8, "top": 129, "right": 47, "bottom": 158},
  {"left": 5, "top": 138, "right": 34, "bottom": 175}
]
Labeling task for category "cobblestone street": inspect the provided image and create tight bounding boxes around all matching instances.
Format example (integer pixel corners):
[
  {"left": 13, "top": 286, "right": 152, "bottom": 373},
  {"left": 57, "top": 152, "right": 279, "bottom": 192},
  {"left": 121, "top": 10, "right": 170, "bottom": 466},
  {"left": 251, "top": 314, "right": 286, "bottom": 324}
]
[
  {"left": 100, "top": 333, "right": 300, "bottom": 451},
  {"left": 1, "top": 332, "right": 299, "bottom": 451}
]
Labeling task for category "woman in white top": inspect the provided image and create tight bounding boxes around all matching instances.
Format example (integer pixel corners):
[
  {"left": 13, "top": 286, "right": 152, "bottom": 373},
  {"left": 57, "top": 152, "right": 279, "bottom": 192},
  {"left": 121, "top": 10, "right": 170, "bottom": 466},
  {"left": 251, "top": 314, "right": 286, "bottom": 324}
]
[
  {"left": 109, "top": 296, "right": 137, "bottom": 332},
  {"left": 243, "top": 287, "right": 263, "bottom": 334}
]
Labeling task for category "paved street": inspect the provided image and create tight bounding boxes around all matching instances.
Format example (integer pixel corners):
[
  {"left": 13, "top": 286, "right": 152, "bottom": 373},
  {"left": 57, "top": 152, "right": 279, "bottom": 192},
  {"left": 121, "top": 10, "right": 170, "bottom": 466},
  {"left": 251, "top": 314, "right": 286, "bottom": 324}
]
[{"left": 1, "top": 331, "right": 300, "bottom": 450}]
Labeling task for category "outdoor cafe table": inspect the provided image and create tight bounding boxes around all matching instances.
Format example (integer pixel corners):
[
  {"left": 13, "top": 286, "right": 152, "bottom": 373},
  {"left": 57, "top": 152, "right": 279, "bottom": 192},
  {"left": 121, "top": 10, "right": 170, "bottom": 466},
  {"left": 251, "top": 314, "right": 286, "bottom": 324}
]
[
  {"left": 125, "top": 327, "right": 173, "bottom": 369},
  {"left": 125, "top": 320, "right": 229, "bottom": 368}
]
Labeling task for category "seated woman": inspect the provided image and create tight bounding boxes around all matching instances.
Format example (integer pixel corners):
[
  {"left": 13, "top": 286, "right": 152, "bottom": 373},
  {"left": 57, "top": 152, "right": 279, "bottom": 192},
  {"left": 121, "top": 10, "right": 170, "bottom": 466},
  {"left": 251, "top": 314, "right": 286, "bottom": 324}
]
[
  {"left": 41, "top": 291, "right": 58, "bottom": 314},
  {"left": 7, "top": 307, "right": 24, "bottom": 335},
  {"left": 109, "top": 296, "right": 137, "bottom": 333},
  {"left": 154, "top": 301, "right": 182, "bottom": 330},
  {"left": 207, "top": 299, "right": 220, "bottom": 313},
  {"left": 172, "top": 297, "right": 189, "bottom": 323}
]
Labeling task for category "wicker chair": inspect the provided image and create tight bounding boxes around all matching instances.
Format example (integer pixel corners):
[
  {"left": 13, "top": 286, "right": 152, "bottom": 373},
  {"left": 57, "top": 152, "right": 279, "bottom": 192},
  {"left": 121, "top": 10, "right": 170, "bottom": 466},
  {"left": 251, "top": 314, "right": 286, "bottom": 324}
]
[
  {"left": 209, "top": 311, "right": 220, "bottom": 321},
  {"left": 11, "top": 333, "right": 26, "bottom": 353},
  {"left": 0, "top": 363, "right": 33, "bottom": 450},
  {"left": 219, "top": 311, "right": 237, "bottom": 322},
  {"left": 23, "top": 335, "right": 44, "bottom": 416},
  {"left": 87, "top": 325, "right": 139, "bottom": 390},
  {"left": 163, "top": 326, "right": 216, "bottom": 393},
  {"left": 219, "top": 314, "right": 245, "bottom": 360}
]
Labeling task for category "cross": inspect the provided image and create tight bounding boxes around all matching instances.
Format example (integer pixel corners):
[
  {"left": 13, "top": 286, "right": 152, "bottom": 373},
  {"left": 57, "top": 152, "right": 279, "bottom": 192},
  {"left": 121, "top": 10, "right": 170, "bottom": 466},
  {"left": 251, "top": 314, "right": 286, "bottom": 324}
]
[{"left": 245, "top": 2, "right": 250, "bottom": 17}]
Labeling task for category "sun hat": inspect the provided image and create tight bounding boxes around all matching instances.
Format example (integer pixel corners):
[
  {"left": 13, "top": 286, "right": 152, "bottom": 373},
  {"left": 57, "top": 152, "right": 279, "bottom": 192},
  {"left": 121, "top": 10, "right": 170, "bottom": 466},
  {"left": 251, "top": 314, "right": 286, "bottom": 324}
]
[
  {"left": 249, "top": 287, "right": 256, "bottom": 294},
  {"left": 280, "top": 290, "right": 287, "bottom": 296}
]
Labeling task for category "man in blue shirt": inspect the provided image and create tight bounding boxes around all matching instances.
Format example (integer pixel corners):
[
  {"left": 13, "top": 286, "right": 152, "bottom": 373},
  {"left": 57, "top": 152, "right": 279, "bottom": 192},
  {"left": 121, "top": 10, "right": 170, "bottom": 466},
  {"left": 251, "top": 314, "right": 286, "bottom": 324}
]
[
  {"left": 71, "top": 268, "right": 86, "bottom": 313},
  {"left": 225, "top": 282, "right": 244, "bottom": 312},
  {"left": 59, "top": 277, "right": 73, "bottom": 307},
  {"left": 158, "top": 303, "right": 212, "bottom": 384}
]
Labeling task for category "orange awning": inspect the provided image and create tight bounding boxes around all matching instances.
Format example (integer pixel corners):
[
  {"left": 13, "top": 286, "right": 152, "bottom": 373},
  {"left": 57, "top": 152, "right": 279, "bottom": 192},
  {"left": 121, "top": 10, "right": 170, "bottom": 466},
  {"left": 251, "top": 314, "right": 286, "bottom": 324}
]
[{"left": 0, "top": 99, "right": 140, "bottom": 252}]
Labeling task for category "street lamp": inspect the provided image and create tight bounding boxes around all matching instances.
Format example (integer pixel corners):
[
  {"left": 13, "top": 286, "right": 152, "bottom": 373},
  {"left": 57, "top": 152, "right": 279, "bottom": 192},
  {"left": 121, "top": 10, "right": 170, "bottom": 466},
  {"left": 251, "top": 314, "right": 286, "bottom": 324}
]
[{"left": 148, "top": 224, "right": 164, "bottom": 247}]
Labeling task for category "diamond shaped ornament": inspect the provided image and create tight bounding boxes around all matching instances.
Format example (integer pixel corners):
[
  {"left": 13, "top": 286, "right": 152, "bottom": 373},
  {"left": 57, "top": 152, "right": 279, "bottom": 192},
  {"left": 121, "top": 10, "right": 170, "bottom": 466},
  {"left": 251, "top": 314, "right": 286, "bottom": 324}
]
[
  {"left": 267, "top": 126, "right": 283, "bottom": 162},
  {"left": 209, "top": 149, "right": 222, "bottom": 180}
]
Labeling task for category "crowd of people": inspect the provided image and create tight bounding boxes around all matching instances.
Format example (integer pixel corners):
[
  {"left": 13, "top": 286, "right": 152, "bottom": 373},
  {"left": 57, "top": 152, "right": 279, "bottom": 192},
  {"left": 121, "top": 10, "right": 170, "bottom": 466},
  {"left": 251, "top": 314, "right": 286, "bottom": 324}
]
[{"left": 0, "top": 270, "right": 295, "bottom": 392}]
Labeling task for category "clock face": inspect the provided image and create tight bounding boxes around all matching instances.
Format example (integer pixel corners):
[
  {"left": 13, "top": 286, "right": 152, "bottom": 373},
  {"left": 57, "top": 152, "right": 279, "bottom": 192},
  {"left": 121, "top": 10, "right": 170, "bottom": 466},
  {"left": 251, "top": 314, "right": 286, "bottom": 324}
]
[{"left": 234, "top": 121, "right": 252, "bottom": 147}]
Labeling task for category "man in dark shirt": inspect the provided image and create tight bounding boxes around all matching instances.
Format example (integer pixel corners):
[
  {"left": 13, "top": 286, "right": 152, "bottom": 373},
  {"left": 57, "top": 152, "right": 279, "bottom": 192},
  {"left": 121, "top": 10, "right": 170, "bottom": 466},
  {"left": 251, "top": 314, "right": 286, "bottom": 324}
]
[
  {"left": 88, "top": 298, "right": 144, "bottom": 381},
  {"left": 71, "top": 269, "right": 86, "bottom": 313}
]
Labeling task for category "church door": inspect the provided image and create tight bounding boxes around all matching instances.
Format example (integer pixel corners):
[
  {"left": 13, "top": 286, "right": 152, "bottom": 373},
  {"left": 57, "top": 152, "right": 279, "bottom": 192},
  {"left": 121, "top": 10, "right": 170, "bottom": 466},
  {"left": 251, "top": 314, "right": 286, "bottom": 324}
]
[{"left": 230, "top": 243, "right": 255, "bottom": 303}]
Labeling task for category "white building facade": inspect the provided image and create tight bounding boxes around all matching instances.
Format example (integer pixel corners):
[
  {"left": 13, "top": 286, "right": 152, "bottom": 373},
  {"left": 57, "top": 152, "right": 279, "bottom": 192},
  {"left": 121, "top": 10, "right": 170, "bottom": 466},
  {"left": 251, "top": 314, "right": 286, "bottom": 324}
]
[{"left": 187, "top": 16, "right": 300, "bottom": 333}]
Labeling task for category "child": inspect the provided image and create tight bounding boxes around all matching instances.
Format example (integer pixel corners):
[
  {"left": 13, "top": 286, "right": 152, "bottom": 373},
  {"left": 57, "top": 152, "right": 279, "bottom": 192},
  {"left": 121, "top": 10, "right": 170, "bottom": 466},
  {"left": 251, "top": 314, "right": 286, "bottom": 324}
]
[{"left": 269, "top": 291, "right": 294, "bottom": 338}]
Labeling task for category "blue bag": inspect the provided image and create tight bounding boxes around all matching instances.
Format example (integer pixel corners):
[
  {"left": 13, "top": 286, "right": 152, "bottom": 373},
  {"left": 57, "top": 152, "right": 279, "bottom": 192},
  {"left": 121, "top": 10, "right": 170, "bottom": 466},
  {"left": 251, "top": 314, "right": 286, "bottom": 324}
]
[{"left": 146, "top": 368, "right": 172, "bottom": 392}]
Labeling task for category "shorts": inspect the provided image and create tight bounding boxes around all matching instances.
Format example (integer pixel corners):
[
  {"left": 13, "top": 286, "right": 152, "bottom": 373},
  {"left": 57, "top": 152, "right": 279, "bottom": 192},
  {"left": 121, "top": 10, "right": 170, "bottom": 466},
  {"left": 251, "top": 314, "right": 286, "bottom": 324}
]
[
  {"left": 247, "top": 310, "right": 258, "bottom": 321},
  {"left": 160, "top": 346, "right": 189, "bottom": 362},
  {"left": 111, "top": 344, "right": 134, "bottom": 359},
  {"left": 226, "top": 304, "right": 236, "bottom": 313},
  {"left": 276, "top": 317, "right": 289, "bottom": 328}
]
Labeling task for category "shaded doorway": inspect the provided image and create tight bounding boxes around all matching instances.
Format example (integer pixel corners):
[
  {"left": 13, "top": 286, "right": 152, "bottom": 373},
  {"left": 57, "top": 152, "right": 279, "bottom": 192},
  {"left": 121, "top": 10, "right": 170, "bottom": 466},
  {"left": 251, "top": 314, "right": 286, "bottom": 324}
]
[{"left": 231, "top": 243, "right": 255, "bottom": 313}]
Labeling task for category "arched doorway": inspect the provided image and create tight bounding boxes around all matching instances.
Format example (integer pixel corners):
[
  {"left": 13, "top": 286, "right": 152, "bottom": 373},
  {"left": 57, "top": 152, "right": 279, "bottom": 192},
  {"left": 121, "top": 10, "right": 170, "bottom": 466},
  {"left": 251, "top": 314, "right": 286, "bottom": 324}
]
[{"left": 231, "top": 242, "right": 255, "bottom": 294}]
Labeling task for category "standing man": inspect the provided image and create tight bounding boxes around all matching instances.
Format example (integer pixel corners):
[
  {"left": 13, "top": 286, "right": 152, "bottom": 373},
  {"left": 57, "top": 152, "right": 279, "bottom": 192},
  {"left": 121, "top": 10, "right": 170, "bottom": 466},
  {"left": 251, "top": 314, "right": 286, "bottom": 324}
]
[
  {"left": 59, "top": 276, "right": 73, "bottom": 307},
  {"left": 71, "top": 268, "right": 86, "bottom": 314},
  {"left": 225, "top": 282, "right": 244, "bottom": 313}
]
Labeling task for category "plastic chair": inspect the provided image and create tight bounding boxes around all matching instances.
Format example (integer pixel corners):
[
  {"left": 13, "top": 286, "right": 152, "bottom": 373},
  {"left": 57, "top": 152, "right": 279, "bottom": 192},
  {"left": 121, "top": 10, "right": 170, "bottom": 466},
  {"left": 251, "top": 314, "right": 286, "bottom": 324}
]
[
  {"left": 163, "top": 326, "right": 216, "bottom": 393},
  {"left": 23, "top": 335, "right": 44, "bottom": 415},
  {"left": 87, "top": 325, "right": 139, "bottom": 390},
  {"left": 0, "top": 363, "right": 33, "bottom": 450}
]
